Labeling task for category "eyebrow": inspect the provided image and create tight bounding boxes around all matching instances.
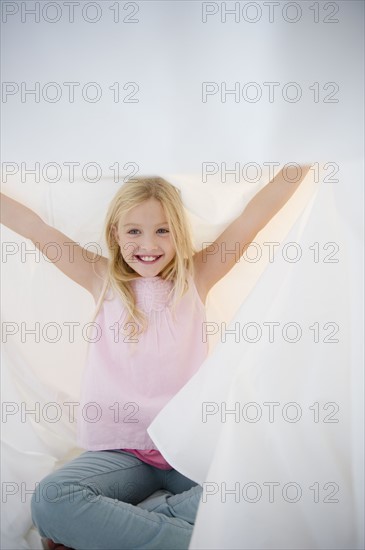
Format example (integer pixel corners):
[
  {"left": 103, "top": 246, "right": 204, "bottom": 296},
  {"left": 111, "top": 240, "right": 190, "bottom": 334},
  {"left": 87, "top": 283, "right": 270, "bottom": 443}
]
[{"left": 122, "top": 222, "right": 169, "bottom": 227}]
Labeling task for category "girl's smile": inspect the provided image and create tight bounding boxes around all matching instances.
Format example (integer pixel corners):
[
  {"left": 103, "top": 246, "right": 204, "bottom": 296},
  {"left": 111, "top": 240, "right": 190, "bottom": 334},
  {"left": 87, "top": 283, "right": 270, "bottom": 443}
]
[{"left": 133, "top": 254, "right": 164, "bottom": 264}]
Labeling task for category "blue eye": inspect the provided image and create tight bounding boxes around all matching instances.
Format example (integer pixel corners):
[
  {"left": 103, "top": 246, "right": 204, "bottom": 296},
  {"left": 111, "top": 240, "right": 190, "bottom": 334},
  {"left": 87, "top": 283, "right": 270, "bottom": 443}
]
[{"left": 127, "top": 229, "right": 140, "bottom": 235}]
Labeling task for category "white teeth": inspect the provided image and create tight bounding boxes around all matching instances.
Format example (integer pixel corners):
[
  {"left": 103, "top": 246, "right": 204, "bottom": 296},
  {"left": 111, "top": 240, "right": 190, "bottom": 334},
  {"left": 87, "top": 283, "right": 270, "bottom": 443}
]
[{"left": 137, "top": 256, "right": 160, "bottom": 262}]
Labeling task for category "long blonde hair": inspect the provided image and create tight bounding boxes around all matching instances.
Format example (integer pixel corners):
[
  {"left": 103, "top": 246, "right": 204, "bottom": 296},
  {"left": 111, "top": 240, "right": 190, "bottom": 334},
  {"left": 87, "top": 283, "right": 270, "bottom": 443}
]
[{"left": 91, "top": 176, "right": 197, "bottom": 336}]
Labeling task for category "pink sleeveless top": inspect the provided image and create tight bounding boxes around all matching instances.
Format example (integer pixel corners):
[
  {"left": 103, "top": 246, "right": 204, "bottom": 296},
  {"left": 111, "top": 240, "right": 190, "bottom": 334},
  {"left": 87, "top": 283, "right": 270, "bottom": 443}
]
[{"left": 76, "top": 272, "right": 208, "bottom": 469}]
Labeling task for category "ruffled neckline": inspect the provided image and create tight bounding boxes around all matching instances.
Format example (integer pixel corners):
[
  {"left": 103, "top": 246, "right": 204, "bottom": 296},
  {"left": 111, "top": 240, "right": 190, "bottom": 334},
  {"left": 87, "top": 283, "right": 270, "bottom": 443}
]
[{"left": 130, "top": 276, "right": 174, "bottom": 312}]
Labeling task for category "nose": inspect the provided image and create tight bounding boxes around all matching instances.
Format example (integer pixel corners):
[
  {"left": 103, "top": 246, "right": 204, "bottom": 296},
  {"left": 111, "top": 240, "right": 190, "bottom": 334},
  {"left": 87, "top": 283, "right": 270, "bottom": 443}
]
[{"left": 138, "top": 234, "right": 159, "bottom": 253}]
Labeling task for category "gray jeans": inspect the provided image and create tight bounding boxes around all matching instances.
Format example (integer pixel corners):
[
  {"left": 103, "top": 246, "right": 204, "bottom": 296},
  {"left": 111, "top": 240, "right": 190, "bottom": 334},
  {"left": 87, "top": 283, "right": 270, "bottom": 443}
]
[{"left": 31, "top": 450, "right": 202, "bottom": 549}]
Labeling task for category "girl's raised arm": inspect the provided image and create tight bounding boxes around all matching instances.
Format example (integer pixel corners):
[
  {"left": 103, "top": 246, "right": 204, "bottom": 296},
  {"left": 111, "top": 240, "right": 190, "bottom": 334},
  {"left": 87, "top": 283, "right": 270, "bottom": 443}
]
[
  {"left": 0, "top": 192, "right": 108, "bottom": 301},
  {"left": 193, "top": 164, "right": 312, "bottom": 301}
]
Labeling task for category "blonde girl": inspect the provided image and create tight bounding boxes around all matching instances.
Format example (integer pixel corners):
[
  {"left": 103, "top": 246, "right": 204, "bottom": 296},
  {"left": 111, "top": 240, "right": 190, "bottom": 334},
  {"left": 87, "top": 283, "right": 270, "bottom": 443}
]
[{"left": 0, "top": 169, "right": 309, "bottom": 550}]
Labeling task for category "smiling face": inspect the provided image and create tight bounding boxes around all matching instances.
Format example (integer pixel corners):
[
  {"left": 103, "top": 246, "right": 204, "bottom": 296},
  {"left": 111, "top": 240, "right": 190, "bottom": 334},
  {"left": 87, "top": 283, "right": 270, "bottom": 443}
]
[{"left": 113, "top": 198, "right": 176, "bottom": 277}]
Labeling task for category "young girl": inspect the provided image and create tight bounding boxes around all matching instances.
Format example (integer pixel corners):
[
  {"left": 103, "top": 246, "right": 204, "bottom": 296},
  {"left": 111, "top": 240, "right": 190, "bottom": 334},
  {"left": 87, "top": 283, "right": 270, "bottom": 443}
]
[{"left": 1, "top": 169, "right": 310, "bottom": 550}]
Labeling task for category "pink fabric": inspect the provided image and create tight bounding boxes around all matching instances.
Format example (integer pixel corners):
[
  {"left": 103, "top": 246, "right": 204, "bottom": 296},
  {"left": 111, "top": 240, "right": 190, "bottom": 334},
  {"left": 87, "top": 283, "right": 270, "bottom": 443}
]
[
  {"left": 76, "top": 272, "right": 208, "bottom": 469},
  {"left": 121, "top": 449, "right": 173, "bottom": 470}
]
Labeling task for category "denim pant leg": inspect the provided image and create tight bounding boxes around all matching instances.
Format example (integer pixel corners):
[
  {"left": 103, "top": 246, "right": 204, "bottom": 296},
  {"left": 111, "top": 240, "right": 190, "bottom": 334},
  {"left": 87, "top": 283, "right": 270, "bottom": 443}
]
[
  {"left": 137, "top": 468, "right": 203, "bottom": 525},
  {"left": 31, "top": 450, "right": 195, "bottom": 550}
]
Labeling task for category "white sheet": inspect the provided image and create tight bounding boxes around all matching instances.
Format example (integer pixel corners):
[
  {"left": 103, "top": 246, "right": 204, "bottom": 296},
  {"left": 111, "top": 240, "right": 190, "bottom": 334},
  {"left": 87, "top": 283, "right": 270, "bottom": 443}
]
[
  {"left": 1, "top": 162, "right": 363, "bottom": 550},
  {"left": 149, "top": 162, "right": 364, "bottom": 549}
]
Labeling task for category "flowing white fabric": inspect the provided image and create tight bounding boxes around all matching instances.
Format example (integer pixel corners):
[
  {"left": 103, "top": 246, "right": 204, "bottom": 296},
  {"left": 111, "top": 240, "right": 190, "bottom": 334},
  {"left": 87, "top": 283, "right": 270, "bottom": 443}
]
[
  {"left": 148, "top": 161, "right": 364, "bottom": 549},
  {"left": 1, "top": 163, "right": 363, "bottom": 550}
]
